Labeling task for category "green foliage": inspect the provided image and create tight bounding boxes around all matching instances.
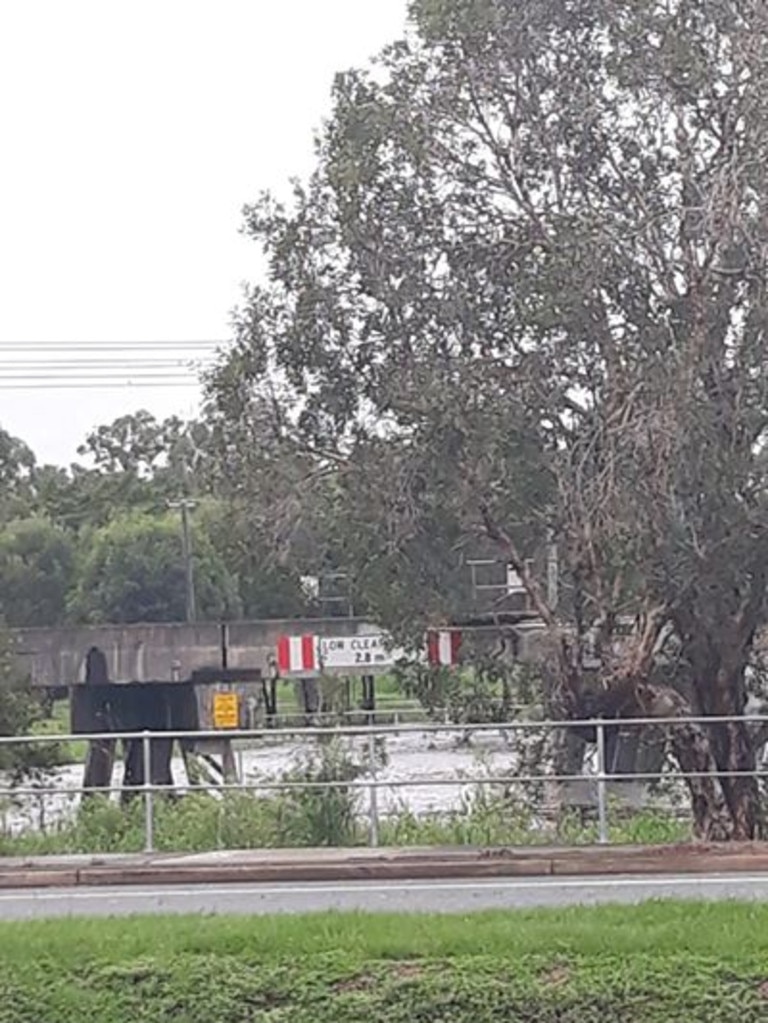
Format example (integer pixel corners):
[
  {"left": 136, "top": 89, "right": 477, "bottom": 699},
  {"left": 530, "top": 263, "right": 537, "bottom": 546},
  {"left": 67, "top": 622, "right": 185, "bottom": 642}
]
[
  {"left": 0, "top": 632, "right": 64, "bottom": 774},
  {"left": 0, "top": 905, "right": 767, "bottom": 1022},
  {"left": 0, "top": 411, "right": 315, "bottom": 626},
  {"left": 211, "top": 0, "right": 768, "bottom": 640},
  {"left": 0, "top": 740, "right": 369, "bottom": 854},
  {"left": 397, "top": 661, "right": 542, "bottom": 724},
  {"left": 70, "top": 512, "right": 241, "bottom": 624},
  {"left": 0, "top": 773, "right": 689, "bottom": 857},
  {"left": 274, "top": 740, "right": 365, "bottom": 846},
  {"left": 195, "top": 499, "right": 311, "bottom": 619},
  {"left": 78, "top": 410, "right": 185, "bottom": 476},
  {"left": 0, "top": 426, "right": 36, "bottom": 520},
  {"left": 0, "top": 518, "right": 75, "bottom": 627},
  {"left": 26, "top": 411, "right": 211, "bottom": 533},
  {"left": 203, "top": 0, "right": 768, "bottom": 839}
]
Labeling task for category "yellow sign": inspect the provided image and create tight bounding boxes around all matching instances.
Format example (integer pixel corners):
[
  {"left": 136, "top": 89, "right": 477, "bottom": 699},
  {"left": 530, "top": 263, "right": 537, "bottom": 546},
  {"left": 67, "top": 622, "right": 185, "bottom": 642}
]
[{"left": 213, "top": 692, "right": 239, "bottom": 729}]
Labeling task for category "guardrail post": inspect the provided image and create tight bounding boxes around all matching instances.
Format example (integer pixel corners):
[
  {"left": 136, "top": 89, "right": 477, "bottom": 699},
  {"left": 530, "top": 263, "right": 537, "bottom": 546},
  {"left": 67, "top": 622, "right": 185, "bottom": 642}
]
[
  {"left": 367, "top": 731, "right": 379, "bottom": 847},
  {"left": 142, "top": 730, "right": 154, "bottom": 853},
  {"left": 596, "top": 720, "right": 608, "bottom": 845}
]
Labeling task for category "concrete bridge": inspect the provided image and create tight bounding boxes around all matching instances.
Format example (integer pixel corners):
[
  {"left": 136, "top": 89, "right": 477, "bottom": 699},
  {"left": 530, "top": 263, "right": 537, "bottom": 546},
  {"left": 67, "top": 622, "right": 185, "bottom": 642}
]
[
  {"left": 10, "top": 618, "right": 397, "bottom": 791},
  {"left": 8, "top": 615, "right": 660, "bottom": 809},
  {"left": 12, "top": 617, "right": 382, "bottom": 690}
]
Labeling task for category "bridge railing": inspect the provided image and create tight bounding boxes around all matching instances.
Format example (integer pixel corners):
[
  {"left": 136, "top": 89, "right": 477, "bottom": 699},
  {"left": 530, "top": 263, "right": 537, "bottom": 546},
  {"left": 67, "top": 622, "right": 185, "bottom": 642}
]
[{"left": 0, "top": 715, "right": 766, "bottom": 854}]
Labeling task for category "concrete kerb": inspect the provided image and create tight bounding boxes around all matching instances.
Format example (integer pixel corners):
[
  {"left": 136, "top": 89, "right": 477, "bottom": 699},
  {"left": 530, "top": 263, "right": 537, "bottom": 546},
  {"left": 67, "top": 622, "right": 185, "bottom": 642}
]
[{"left": 2, "top": 842, "right": 768, "bottom": 889}]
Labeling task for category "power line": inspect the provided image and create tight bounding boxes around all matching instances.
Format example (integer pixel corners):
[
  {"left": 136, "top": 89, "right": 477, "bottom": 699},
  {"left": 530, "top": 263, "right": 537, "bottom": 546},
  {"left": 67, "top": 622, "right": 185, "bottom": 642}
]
[
  {"left": 0, "top": 340, "right": 225, "bottom": 350},
  {"left": 0, "top": 340, "right": 227, "bottom": 388},
  {"left": 1, "top": 373, "right": 198, "bottom": 380},
  {"left": 0, "top": 362, "right": 214, "bottom": 371},
  {"left": 0, "top": 372, "right": 207, "bottom": 389},
  {"left": 0, "top": 380, "right": 202, "bottom": 390},
  {"left": 0, "top": 360, "right": 214, "bottom": 368}
]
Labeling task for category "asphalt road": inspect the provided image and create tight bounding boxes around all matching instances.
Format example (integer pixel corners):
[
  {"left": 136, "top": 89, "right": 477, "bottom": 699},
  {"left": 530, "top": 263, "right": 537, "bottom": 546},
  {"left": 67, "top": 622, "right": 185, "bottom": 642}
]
[{"left": 2, "top": 874, "right": 768, "bottom": 919}]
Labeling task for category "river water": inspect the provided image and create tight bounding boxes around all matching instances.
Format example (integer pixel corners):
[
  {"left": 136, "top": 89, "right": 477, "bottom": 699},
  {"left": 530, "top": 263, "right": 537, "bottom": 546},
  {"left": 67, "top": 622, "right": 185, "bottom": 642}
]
[{"left": 1, "top": 729, "right": 527, "bottom": 836}]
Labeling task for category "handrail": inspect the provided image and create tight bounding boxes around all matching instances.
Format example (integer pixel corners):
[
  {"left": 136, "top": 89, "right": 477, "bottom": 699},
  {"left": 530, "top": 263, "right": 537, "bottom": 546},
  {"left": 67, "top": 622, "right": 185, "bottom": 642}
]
[{"left": 1, "top": 714, "right": 766, "bottom": 855}]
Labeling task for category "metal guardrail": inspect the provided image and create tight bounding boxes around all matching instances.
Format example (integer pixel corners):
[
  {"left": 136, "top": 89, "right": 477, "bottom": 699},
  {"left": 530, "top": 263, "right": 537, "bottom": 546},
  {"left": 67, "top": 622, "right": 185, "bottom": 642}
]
[{"left": 1, "top": 714, "right": 767, "bottom": 854}]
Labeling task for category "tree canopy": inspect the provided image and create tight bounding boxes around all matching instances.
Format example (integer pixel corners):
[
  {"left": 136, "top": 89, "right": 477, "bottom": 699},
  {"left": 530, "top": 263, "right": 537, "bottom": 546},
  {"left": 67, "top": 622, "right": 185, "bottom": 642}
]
[
  {"left": 0, "top": 518, "right": 75, "bottom": 627},
  {"left": 71, "top": 511, "right": 241, "bottom": 625},
  {"left": 206, "top": 0, "right": 768, "bottom": 838},
  {"left": 0, "top": 410, "right": 310, "bottom": 628}
]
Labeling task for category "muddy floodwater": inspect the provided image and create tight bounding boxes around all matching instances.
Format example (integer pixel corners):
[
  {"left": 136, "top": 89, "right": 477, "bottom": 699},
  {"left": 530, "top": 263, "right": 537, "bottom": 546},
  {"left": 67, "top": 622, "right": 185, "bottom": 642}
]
[{"left": 1, "top": 729, "right": 527, "bottom": 835}]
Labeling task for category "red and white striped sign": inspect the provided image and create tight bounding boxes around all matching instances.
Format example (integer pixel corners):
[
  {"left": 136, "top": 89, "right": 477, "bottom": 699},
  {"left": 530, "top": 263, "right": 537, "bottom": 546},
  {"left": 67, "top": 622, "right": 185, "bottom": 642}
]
[
  {"left": 276, "top": 635, "right": 318, "bottom": 673},
  {"left": 426, "top": 629, "right": 462, "bottom": 666},
  {"left": 277, "top": 629, "right": 463, "bottom": 674}
]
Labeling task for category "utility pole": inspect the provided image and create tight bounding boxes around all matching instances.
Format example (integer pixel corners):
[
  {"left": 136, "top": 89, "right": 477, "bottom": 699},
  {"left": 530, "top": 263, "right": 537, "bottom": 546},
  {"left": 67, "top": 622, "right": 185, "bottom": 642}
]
[
  {"left": 546, "top": 526, "right": 559, "bottom": 611},
  {"left": 168, "top": 499, "right": 197, "bottom": 622}
]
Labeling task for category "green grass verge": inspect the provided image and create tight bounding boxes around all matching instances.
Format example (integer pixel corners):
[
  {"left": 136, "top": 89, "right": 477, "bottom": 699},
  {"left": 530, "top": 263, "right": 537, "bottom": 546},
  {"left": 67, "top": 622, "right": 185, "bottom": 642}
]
[
  {"left": 0, "top": 903, "right": 765, "bottom": 1022},
  {"left": 0, "top": 790, "right": 690, "bottom": 856}
]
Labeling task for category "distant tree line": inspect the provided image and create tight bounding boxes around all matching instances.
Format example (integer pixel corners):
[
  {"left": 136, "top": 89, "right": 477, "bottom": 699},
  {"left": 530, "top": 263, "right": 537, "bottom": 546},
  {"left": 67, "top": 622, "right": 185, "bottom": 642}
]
[{"left": 0, "top": 412, "right": 318, "bottom": 628}]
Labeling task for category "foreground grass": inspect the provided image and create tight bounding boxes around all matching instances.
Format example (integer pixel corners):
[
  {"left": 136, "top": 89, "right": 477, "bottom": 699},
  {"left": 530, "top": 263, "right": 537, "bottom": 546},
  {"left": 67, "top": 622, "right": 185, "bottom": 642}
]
[
  {"left": 0, "top": 789, "right": 691, "bottom": 855},
  {"left": 0, "top": 903, "right": 765, "bottom": 1021}
]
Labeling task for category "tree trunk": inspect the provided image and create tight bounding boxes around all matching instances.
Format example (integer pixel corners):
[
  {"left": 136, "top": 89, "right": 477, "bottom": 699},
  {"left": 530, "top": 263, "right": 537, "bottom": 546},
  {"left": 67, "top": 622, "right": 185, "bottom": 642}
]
[
  {"left": 676, "top": 607, "right": 763, "bottom": 839},
  {"left": 638, "top": 680, "right": 757, "bottom": 840},
  {"left": 710, "top": 718, "right": 760, "bottom": 840},
  {"left": 696, "top": 660, "right": 760, "bottom": 840},
  {"left": 668, "top": 722, "right": 732, "bottom": 840}
]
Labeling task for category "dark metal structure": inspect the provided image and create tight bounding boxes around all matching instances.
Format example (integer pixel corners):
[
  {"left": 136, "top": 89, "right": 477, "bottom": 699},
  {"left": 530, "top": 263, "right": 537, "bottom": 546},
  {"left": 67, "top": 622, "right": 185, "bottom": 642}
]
[{"left": 13, "top": 617, "right": 383, "bottom": 795}]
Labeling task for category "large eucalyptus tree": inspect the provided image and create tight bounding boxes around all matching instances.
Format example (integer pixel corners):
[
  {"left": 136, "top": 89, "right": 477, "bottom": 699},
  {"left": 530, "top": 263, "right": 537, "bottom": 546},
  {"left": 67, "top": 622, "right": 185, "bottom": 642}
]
[{"left": 208, "top": 0, "right": 768, "bottom": 838}]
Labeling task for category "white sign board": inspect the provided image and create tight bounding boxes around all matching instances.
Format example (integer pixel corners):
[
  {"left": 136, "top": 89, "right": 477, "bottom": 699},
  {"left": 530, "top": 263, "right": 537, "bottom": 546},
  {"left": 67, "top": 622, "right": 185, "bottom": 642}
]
[
  {"left": 319, "top": 633, "right": 407, "bottom": 671},
  {"left": 276, "top": 628, "right": 462, "bottom": 677}
]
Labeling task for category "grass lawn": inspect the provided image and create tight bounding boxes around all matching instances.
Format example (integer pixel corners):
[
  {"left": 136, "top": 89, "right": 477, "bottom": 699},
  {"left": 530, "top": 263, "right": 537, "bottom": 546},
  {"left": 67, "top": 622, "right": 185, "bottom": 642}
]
[{"left": 0, "top": 901, "right": 765, "bottom": 1021}]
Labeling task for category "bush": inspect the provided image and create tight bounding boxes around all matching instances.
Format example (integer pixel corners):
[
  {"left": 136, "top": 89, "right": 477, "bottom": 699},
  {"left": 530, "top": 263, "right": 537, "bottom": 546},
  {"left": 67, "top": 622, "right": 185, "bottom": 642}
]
[
  {"left": 0, "top": 632, "right": 66, "bottom": 776},
  {"left": 271, "top": 741, "right": 365, "bottom": 846},
  {"left": 0, "top": 740, "right": 370, "bottom": 855}
]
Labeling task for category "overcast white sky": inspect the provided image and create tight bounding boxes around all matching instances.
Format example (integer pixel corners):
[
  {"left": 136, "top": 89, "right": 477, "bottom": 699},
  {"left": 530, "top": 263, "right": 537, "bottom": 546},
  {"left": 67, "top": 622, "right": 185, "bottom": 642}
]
[{"left": 0, "top": 0, "right": 408, "bottom": 466}]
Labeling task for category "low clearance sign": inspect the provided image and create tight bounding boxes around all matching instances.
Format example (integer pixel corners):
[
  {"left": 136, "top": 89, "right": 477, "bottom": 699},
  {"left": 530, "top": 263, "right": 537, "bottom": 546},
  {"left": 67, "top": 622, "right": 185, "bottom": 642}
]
[
  {"left": 319, "top": 633, "right": 406, "bottom": 670},
  {"left": 276, "top": 629, "right": 460, "bottom": 675}
]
